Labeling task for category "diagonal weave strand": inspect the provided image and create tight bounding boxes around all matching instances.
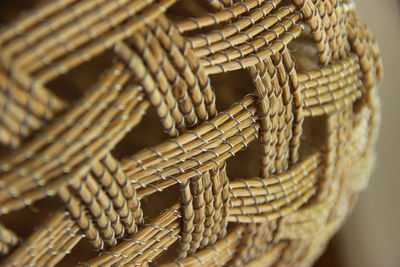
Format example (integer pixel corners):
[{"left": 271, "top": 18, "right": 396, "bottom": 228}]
[{"left": 0, "top": 0, "right": 382, "bottom": 266}]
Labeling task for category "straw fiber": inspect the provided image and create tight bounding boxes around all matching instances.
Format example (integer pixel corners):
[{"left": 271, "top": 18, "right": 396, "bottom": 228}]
[{"left": 0, "top": 0, "right": 382, "bottom": 266}]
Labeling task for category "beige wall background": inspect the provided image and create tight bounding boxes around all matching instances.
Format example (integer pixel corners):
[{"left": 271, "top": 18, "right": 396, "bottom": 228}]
[{"left": 329, "top": 1, "right": 400, "bottom": 266}]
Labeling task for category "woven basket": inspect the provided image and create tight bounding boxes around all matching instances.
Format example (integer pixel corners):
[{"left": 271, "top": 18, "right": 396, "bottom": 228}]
[{"left": 0, "top": 0, "right": 382, "bottom": 266}]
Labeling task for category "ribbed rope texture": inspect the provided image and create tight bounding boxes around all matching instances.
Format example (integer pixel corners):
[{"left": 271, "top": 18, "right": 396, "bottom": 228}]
[{"left": 0, "top": 0, "right": 382, "bottom": 266}]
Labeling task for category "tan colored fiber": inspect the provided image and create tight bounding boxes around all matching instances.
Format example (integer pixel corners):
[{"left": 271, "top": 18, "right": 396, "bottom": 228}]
[{"left": 0, "top": 0, "right": 382, "bottom": 266}]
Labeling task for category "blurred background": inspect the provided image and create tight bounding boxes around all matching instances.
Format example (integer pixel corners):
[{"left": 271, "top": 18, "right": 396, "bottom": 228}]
[{"left": 315, "top": 1, "right": 400, "bottom": 266}]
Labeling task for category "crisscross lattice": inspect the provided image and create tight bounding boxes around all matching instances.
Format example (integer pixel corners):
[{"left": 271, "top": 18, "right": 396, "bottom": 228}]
[{"left": 0, "top": 0, "right": 382, "bottom": 266}]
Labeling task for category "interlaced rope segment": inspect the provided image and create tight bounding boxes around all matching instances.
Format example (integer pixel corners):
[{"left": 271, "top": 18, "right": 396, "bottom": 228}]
[{"left": 0, "top": 0, "right": 382, "bottom": 266}]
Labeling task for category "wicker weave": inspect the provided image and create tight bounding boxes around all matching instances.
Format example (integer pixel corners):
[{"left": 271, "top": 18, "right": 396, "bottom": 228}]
[{"left": 0, "top": 0, "right": 382, "bottom": 266}]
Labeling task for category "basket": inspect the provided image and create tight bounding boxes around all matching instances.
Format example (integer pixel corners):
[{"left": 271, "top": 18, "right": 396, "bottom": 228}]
[{"left": 0, "top": 0, "right": 382, "bottom": 266}]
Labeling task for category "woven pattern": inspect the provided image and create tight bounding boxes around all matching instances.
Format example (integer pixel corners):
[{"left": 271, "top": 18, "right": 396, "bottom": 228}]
[{"left": 0, "top": 0, "right": 382, "bottom": 266}]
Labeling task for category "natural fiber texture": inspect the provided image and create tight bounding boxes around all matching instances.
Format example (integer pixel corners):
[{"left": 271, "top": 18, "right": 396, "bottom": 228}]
[{"left": 0, "top": 0, "right": 382, "bottom": 266}]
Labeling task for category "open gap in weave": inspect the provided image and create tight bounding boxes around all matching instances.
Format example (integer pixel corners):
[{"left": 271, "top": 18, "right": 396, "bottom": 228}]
[
  {"left": 166, "top": 1, "right": 234, "bottom": 37},
  {"left": 0, "top": 0, "right": 42, "bottom": 23},
  {"left": 225, "top": 139, "right": 262, "bottom": 180},
  {"left": 353, "top": 97, "right": 368, "bottom": 115},
  {"left": 57, "top": 237, "right": 98, "bottom": 267},
  {"left": 288, "top": 24, "right": 319, "bottom": 72},
  {"left": 298, "top": 115, "right": 327, "bottom": 208},
  {"left": 152, "top": 238, "right": 180, "bottom": 265},
  {"left": 175, "top": 0, "right": 225, "bottom": 14},
  {"left": 141, "top": 184, "right": 181, "bottom": 224},
  {"left": 45, "top": 51, "right": 116, "bottom": 103},
  {"left": 0, "top": 196, "right": 64, "bottom": 240},
  {"left": 210, "top": 68, "right": 260, "bottom": 179},
  {"left": 210, "top": 68, "right": 255, "bottom": 112},
  {"left": 167, "top": 1, "right": 218, "bottom": 28},
  {"left": 112, "top": 106, "right": 168, "bottom": 161},
  {"left": 299, "top": 115, "right": 327, "bottom": 160}
]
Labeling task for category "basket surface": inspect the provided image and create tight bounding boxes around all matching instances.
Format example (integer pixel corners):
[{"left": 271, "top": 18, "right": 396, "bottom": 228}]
[{"left": 0, "top": 0, "right": 382, "bottom": 266}]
